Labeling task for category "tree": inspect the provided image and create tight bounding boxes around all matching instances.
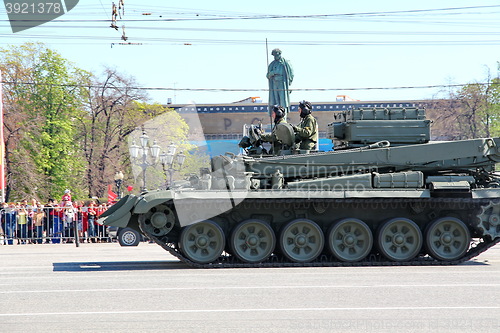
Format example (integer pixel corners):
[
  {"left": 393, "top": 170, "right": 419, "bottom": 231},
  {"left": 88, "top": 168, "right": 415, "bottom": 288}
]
[
  {"left": 76, "top": 71, "right": 208, "bottom": 197},
  {"left": 1, "top": 43, "right": 205, "bottom": 201},
  {"left": 77, "top": 67, "right": 149, "bottom": 198},
  {"left": 453, "top": 83, "right": 488, "bottom": 139},
  {"left": 483, "top": 64, "right": 500, "bottom": 137},
  {"left": 1, "top": 42, "right": 88, "bottom": 201},
  {"left": 428, "top": 64, "right": 500, "bottom": 140},
  {"left": 127, "top": 103, "right": 209, "bottom": 191}
]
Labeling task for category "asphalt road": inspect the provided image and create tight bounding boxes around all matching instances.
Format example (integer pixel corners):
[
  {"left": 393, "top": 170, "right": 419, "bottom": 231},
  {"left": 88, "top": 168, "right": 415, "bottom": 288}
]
[{"left": 1, "top": 242, "right": 499, "bottom": 333}]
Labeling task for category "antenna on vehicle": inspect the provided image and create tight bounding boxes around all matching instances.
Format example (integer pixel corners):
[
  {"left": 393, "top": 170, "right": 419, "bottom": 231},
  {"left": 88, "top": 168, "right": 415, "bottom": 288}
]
[
  {"left": 265, "top": 38, "right": 272, "bottom": 131},
  {"left": 265, "top": 38, "right": 275, "bottom": 155}
]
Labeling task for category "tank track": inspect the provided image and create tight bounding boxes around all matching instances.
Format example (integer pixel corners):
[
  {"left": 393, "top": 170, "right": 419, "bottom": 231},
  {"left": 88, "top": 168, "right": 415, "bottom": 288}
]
[{"left": 139, "top": 198, "right": 500, "bottom": 268}]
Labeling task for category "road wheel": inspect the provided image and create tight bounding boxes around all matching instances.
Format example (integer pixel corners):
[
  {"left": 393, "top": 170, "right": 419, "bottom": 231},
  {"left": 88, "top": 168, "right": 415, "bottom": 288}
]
[
  {"left": 179, "top": 220, "right": 225, "bottom": 264},
  {"left": 425, "top": 217, "right": 470, "bottom": 261},
  {"left": 230, "top": 219, "right": 275, "bottom": 263},
  {"left": 328, "top": 218, "right": 373, "bottom": 262},
  {"left": 377, "top": 218, "right": 422, "bottom": 261},
  {"left": 118, "top": 228, "right": 141, "bottom": 247},
  {"left": 279, "top": 219, "right": 324, "bottom": 263}
]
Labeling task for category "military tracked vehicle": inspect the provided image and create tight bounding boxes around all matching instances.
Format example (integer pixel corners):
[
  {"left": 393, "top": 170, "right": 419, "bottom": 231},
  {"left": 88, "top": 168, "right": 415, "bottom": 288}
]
[{"left": 99, "top": 107, "right": 500, "bottom": 267}]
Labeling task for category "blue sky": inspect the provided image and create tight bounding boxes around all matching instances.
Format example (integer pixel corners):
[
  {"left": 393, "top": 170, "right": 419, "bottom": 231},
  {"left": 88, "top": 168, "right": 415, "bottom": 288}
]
[{"left": 1, "top": 0, "right": 500, "bottom": 105}]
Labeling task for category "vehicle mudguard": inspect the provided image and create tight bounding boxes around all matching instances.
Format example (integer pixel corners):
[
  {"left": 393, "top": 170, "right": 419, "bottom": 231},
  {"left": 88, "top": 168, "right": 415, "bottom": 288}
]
[
  {"left": 133, "top": 190, "right": 174, "bottom": 214},
  {"left": 98, "top": 195, "right": 139, "bottom": 227}
]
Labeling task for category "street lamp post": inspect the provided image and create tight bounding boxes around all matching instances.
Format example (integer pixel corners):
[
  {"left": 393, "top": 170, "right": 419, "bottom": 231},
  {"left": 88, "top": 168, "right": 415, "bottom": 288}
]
[
  {"left": 114, "top": 171, "right": 124, "bottom": 199},
  {"left": 159, "top": 143, "right": 186, "bottom": 189},
  {"left": 129, "top": 131, "right": 161, "bottom": 192}
]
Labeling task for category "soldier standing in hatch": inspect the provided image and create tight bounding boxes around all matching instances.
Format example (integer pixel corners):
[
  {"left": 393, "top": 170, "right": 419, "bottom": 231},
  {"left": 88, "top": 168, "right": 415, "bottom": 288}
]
[
  {"left": 293, "top": 100, "right": 318, "bottom": 151},
  {"left": 261, "top": 105, "right": 288, "bottom": 155}
]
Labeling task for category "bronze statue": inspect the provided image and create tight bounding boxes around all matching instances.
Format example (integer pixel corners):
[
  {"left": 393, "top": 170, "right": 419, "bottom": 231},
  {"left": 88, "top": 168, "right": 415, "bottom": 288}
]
[{"left": 267, "top": 48, "right": 294, "bottom": 117}]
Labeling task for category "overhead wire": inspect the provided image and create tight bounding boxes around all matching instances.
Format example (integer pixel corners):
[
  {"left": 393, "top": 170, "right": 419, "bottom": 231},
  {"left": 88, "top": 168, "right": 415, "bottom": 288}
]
[
  {"left": 3, "top": 4, "right": 500, "bottom": 23},
  {"left": 0, "top": 3, "right": 498, "bottom": 45},
  {"left": 97, "top": 0, "right": 110, "bottom": 19},
  {"left": 3, "top": 25, "right": 500, "bottom": 36},
  {"left": 0, "top": 80, "right": 496, "bottom": 93},
  {"left": 1, "top": 33, "right": 499, "bottom": 46},
  {"left": 95, "top": 4, "right": 500, "bottom": 20}
]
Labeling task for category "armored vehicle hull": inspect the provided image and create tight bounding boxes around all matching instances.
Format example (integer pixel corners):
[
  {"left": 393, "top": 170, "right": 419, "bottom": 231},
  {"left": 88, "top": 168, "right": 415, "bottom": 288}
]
[{"left": 99, "top": 107, "right": 500, "bottom": 267}]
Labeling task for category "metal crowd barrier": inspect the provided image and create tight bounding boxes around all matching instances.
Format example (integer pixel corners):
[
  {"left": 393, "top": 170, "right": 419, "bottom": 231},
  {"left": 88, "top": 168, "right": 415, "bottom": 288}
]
[{"left": 0, "top": 206, "right": 113, "bottom": 245}]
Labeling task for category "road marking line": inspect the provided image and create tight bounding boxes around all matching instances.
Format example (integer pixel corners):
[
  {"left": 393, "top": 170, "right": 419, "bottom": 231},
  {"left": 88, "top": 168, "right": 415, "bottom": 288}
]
[
  {"left": 0, "top": 284, "right": 499, "bottom": 294},
  {"left": 1, "top": 306, "right": 500, "bottom": 317}
]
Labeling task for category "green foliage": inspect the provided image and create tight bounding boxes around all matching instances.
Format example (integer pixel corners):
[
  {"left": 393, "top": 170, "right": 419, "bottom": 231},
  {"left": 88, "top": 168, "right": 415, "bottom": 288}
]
[
  {"left": 1, "top": 42, "right": 87, "bottom": 201},
  {"left": 181, "top": 151, "right": 211, "bottom": 177},
  {"left": 430, "top": 64, "right": 500, "bottom": 140},
  {"left": 127, "top": 104, "right": 210, "bottom": 191},
  {"left": 1, "top": 43, "right": 212, "bottom": 201},
  {"left": 486, "top": 68, "right": 500, "bottom": 137}
]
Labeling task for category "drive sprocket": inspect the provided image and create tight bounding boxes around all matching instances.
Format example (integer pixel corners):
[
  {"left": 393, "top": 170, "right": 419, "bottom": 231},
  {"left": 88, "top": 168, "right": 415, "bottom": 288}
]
[{"left": 476, "top": 200, "right": 500, "bottom": 239}]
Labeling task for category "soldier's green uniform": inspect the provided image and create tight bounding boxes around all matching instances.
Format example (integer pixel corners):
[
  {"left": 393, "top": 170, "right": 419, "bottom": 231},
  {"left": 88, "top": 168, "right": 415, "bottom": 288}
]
[
  {"left": 295, "top": 113, "right": 318, "bottom": 150},
  {"left": 261, "top": 118, "right": 288, "bottom": 155}
]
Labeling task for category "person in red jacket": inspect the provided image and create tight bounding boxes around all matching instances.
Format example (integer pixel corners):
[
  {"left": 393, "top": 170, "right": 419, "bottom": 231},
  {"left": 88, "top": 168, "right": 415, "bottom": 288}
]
[
  {"left": 61, "top": 189, "right": 72, "bottom": 205},
  {"left": 87, "top": 201, "right": 98, "bottom": 243}
]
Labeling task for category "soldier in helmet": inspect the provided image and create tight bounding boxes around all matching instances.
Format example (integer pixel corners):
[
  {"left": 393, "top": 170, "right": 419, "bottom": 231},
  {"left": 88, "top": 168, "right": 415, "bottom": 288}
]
[
  {"left": 261, "top": 105, "right": 292, "bottom": 155},
  {"left": 293, "top": 100, "right": 318, "bottom": 151}
]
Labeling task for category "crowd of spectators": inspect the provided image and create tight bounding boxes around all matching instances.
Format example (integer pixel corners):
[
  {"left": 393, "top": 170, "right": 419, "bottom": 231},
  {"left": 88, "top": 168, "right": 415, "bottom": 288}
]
[{"left": 0, "top": 190, "right": 115, "bottom": 245}]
